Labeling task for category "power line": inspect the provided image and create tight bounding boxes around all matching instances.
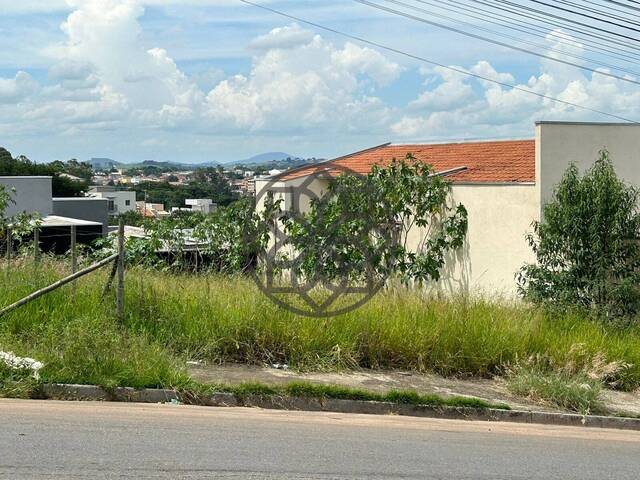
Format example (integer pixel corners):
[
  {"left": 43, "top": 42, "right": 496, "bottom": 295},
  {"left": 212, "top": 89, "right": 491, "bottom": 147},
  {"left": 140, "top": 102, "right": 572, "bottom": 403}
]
[
  {"left": 601, "top": 0, "right": 640, "bottom": 11},
  {"left": 469, "top": 0, "right": 640, "bottom": 54},
  {"left": 526, "top": 0, "right": 640, "bottom": 33},
  {"left": 237, "top": 0, "right": 639, "bottom": 124},
  {"left": 555, "top": 0, "right": 640, "bottom": 25},
  {"left": 487, "top": 0, "right": 640, "bottom": 44},
  {"left": 355, "top": 0, "right": 640, "bottom": 85},
  {"left": 381, "top": 0, "right": 640, "bottom": 77},
  {"left": 431, "top": 0, "right": 640, "bottom": 64},
  {"left": 582, "top": 0, "right": 640, "bottom": 16},
  {"left": 433, "top": 0, "right": 640, "bottom": 63}
]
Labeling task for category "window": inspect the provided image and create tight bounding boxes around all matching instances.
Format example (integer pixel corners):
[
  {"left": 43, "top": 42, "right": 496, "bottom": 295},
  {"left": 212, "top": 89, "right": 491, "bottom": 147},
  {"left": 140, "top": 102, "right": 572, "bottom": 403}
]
[
  {"left": 125, "top": 200, "right": 131, "bottom": 206},
  {"left": 108, "top": 199, "right": 115, "bottom": 212}
]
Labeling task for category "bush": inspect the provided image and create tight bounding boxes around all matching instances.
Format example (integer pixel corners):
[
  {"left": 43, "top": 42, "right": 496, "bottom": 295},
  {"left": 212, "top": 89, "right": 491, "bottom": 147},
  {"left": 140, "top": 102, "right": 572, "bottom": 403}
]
[{"left": 518, "top": 150, "right": 640, "bottom": 321}]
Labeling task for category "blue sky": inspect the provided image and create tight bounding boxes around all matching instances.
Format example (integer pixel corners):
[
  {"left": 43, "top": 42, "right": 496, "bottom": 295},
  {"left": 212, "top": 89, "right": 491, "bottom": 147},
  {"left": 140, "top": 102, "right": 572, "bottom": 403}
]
[{"left": 0, "top": 0, "right": 638, "bottom": 164}]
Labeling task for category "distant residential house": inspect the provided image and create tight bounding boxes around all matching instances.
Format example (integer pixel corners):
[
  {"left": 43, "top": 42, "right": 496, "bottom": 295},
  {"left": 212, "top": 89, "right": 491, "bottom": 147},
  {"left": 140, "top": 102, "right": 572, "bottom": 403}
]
[
  {"left": 136, "top": 201, "right": 169, "bottom": 218},
  {"left": 88, "top": 186, "right": 136, "bottom": 217},
  {"left": 256, "top": 121, "right": 640, "bottom": 296},
  {"left": 180, "top": 199, "right": 216, "bottom": 214}
]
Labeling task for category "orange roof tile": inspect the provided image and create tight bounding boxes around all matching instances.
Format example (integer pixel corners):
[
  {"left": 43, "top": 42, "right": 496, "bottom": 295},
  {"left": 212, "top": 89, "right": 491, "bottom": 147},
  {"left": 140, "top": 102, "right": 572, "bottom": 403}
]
[{"left": 276, "top": 139, "right": 535, "bottom": 184}]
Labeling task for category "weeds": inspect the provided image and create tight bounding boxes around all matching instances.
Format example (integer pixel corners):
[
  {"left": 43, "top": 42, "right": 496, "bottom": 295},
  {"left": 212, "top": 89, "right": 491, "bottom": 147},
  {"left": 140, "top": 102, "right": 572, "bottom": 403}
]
[
  {"left": 181, "top": 381, "right": 510, "bottom": 410},
  {"left": 507, "top": 365, "right": 605, "bottom": 415},
  {"left": 1, "top": 261, "right": 640, "bottom": 397}
]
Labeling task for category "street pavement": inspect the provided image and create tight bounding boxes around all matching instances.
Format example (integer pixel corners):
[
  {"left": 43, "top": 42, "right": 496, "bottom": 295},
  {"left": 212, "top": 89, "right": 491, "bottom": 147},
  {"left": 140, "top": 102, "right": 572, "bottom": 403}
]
[{"left": 1, "top": 399, "right": 638, "bottom": 479}]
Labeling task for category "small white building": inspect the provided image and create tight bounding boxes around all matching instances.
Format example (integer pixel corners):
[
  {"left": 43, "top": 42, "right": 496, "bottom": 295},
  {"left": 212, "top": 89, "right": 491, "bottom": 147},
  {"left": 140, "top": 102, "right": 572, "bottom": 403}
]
[
  {"left": 88, "top": 186, "right": 136, "bottom": 217},
  {"left": 256, "top": 121, "right": 640, "bottom": 297},
  {"left": 185, "top": 199, "right": 216, "bottom": 214}
]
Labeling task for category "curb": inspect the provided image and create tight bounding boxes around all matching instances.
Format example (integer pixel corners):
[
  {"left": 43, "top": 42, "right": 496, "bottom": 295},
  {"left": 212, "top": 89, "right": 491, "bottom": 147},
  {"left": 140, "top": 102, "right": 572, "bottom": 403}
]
[{"left": 41, "top": 383, "right": 640, "bottom": 431}]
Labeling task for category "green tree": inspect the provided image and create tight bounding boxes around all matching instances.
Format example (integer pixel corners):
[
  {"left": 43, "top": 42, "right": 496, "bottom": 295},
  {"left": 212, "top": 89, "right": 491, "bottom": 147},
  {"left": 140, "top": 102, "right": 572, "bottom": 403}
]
[
  {"left": 0, "top": 148, "right": 88, "bottom": 197},
  {"left": 280, "top": 155, "right": 468, "bottom": 284},
  {"left": 518, "top": 150, "right": 640, "bottom": 320}
]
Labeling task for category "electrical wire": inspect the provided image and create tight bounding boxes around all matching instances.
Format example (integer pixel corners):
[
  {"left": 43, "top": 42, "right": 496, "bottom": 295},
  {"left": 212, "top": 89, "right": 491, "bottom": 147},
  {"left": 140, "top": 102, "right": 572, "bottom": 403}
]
[
  {"left": 237, "top": 0, "right": 639, "bottom": 124},
  {"left": 355, "top": 0, "right": 640, "bottom": 85},
  {"left": 469, "top": 0, "right": 640, "bottom": 55},
  {"left": 432, "top": 0, "right": 640, "bottom": 63},
  {"left": 379, "top": 0, "right": 640, "bottom": 77},
  {"left": 554, "top": 0, "right": 640, "bottom": 26},
  {"left": 601, "top": 0, "right": 640, "bottom": 11},
  {"left": 526, "top": 0, "right": 640, "bottom": 33},
  {"left": 486, "top": 0, "right": 640, "bottom": 43}
]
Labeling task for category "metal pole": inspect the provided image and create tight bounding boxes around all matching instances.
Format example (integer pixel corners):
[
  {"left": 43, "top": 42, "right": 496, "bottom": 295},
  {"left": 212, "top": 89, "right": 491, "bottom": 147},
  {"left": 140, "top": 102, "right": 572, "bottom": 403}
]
[{"left": 116, "top": 218, "right": 125, "bottom": 322}]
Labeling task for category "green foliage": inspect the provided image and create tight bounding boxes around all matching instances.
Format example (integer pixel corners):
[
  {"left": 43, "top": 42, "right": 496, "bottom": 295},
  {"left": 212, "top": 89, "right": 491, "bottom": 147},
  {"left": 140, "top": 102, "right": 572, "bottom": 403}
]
[
  {"left": 109, "top": 210, "right": 145, "bottom": 227},
  {"left": 95, "top": 197, "right": 276, "bottom": 273},
  {"left": 49, "top": 158, "right": 93, "bottom": 181},
  {"left": 218, "top": 381, "right": 510, "bottom": 409},
  {"left": 132, "top": 167, "right": 236, "bottom": 209},
  {"left": 0, "top": 147, "right": 89, "bottom": 196},
  {"left": 281, "top": 155, "right": 468, "bottom": 284},
  {"left": 3, "top": 262, "right": 640, "bottom": 399},
  {"left": 0, "top": 184, "right": 36, "bottom": 253},
  {"left": 0, "top": 362, "right": 39, "bottom": 398},
  {"left": 518, "top": 150, "right": 640, "bottom": 320}
]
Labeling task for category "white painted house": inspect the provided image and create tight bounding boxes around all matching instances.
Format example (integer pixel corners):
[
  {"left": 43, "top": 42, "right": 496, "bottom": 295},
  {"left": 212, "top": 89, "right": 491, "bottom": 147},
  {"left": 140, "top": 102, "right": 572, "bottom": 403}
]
[
  {"left": 88, "top": 186, "right": 136, "bottom": 217},
  {"left": 256, "top": 122, "right": 640, "bottom": 296}
]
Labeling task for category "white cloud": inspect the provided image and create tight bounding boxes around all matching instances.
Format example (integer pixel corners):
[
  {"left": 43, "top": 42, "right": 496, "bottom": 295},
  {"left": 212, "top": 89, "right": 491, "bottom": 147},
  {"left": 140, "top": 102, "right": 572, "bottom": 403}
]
[
  {"left": 249, "top": 24, "right": 315, "bottom": 51},
  {"left": 391, "top": 29, "right": 640, "bottom": 140},
  {"left": 1, "top": 3, "right": 638, "bottom": 161},
  {"left": 0, "top": 72, "right": 38, "bottom": 103},
  {"left": 204, "top": 26, "right": 400, "bottom": 131}
]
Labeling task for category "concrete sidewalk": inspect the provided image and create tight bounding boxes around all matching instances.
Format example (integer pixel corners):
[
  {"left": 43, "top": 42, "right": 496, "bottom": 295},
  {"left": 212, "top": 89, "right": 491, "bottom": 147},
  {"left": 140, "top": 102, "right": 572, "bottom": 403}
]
[{"left": 188, "top": 363, "right": 640, "bottom": 416}]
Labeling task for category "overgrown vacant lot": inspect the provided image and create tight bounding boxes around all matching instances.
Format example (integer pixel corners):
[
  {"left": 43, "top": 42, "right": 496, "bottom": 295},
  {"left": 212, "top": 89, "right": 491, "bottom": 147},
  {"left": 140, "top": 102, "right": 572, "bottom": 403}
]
[{"left": 2, "top": 260, "right": 640, "bottom": 396}]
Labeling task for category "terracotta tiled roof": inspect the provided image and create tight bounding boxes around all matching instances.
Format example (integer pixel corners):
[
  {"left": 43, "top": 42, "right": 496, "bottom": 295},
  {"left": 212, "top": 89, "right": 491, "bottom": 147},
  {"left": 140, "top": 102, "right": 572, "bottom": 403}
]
[{"left": 276, "top": 139, "right": 536, "bottom": 183}]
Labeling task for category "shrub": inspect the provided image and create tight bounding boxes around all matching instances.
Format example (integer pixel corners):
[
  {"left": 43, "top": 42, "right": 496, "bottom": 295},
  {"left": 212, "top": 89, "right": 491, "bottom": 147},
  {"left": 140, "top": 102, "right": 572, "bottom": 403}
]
[{"left": 518, "top": 150, "right": 640, "bottom": 321}]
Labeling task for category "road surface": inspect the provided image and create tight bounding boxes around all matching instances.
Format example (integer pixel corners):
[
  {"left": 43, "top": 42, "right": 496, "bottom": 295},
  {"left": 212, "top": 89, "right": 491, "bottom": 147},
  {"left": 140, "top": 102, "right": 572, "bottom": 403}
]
[{"left": 1, "top": 399, "right": 638, "bottom": 479}]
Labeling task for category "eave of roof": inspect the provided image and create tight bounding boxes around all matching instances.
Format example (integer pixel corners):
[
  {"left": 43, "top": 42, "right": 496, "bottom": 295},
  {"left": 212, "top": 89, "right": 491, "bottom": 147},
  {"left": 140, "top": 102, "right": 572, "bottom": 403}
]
[{"left": 275, "top": 139, "right": 535, "bottom": 184}]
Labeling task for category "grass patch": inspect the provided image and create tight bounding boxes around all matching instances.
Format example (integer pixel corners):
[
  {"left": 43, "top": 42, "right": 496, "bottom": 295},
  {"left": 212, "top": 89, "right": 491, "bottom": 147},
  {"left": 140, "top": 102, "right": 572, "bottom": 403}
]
[
  {"left": 182, "top": 381, "right": 510, "bottom": 410},
  {"left": 507, "top": 365, "right": 605, "bottom": 415},
  {"left": 0, "top": 362, "right": 39, "bottom": 399},
  {"left": 1, "top": 260, "right": 640, "bottom": 398}
]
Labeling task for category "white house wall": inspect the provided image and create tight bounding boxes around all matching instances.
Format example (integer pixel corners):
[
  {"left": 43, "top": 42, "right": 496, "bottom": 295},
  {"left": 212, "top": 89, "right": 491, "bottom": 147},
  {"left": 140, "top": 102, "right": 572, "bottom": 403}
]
[
  {"left": 536, "top": 122, "right": 640, "bottom": 212},
  {"left": 257, "top": 176, "right": 538, "bottom": 297},
  {"left": 405, "top": 183, "right": 539, "bottom": 297}
]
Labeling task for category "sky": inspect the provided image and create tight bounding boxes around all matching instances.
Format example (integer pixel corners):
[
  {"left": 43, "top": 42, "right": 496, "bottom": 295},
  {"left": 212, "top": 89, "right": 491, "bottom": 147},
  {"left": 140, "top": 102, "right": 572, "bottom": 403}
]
[{"left": 0, "top": 0, "right": 638, "bottom": 164}]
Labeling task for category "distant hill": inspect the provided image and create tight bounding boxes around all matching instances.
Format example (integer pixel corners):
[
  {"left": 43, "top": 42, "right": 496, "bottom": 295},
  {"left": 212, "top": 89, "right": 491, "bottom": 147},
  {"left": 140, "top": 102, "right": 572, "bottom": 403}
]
[
  {"left": 86, "top": 152, "right": 324, "bottom": 171},
  {"left": 229, "top": 152, "right": 293, "bottom": 166}
]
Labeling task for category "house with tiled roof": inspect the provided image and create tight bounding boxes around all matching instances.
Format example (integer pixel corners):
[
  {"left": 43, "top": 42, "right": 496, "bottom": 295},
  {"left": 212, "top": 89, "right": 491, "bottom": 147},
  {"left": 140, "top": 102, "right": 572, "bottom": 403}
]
[{"left": 256, "top": 122, "right": 640, "bottom": 296}]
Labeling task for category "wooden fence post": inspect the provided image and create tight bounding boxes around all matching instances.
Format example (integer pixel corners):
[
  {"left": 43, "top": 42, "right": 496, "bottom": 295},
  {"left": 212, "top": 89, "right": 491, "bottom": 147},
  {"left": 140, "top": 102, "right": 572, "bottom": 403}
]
[
  {"left": 71, "top": 225, "right": 77, "bottom": 273},
  {"left": 71, "top": 225, "right": 77, "bottom": 293},
  {"left": 5, "top": 228, "right": 11, "bottom": 263},
  {"left": 116, "top": 219, "right": 125, "bottom": 322},
  {"left": 34, "top": 228, "right": 40, "bottom": 264}
]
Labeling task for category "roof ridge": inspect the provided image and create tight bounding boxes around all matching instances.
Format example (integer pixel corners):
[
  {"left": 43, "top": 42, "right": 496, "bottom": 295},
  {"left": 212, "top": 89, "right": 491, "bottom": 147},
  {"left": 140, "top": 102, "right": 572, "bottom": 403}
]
[{"left": 388, "top": 138, "right": 534, "bottom": 147}]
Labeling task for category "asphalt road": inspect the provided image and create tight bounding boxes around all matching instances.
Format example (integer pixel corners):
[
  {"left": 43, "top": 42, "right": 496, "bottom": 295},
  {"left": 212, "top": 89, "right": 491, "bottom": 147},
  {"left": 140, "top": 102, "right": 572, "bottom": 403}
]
[{"left": 1, "top": 399, "right": 639, "bottom": 479}]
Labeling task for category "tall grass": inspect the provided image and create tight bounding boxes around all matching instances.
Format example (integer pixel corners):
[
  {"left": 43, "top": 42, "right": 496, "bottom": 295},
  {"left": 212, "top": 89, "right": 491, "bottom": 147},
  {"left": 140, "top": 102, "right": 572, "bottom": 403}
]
[{"left": 2, "top": 260, "right": 640, "bottom": 392}]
